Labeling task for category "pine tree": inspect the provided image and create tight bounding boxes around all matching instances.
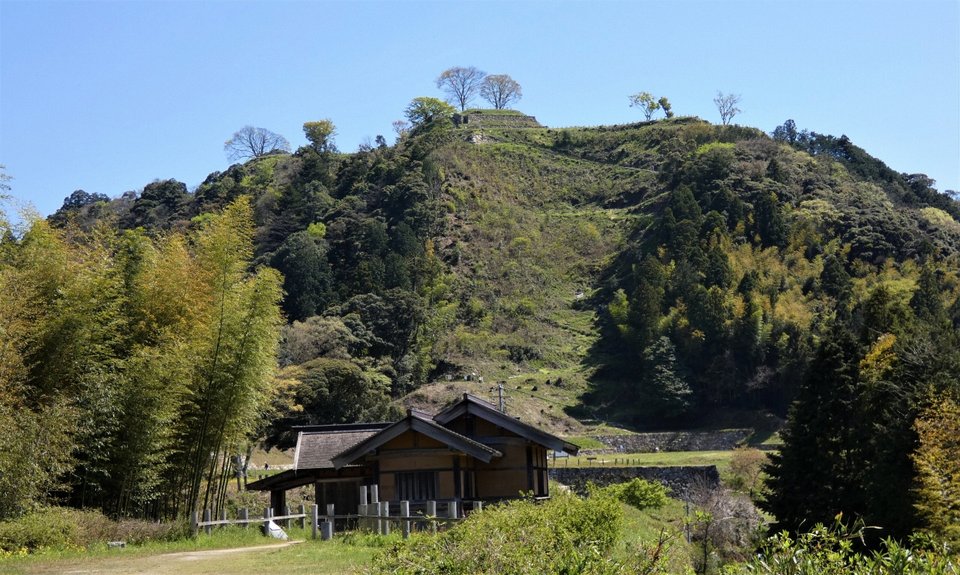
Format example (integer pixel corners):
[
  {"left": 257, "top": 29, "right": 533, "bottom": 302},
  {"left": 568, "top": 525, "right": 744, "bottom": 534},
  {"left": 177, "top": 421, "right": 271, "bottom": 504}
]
[{"left": 763, "top": 324, "right": 865, "bottom": 531}]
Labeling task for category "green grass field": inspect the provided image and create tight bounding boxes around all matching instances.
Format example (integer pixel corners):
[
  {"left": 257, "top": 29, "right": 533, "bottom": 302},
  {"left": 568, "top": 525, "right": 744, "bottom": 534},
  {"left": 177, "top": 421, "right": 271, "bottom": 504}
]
[
  {"left": 552, "top": 449, "right": 740, "bottom": 475},
  {"left": 2, "top": 527, "right": 382, "bottom": 575}
]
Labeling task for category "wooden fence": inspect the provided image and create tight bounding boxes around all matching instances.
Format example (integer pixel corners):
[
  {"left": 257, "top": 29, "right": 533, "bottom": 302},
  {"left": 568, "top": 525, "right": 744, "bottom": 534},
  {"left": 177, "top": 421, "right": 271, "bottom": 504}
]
[{"left": 191, "top": 484, "right": 482, "bottom": 541}]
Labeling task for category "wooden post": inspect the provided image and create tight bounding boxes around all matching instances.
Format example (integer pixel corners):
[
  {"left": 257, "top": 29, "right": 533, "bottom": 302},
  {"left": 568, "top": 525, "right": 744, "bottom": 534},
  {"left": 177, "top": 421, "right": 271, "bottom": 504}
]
[
  {"left": 475, "top": 501, "right": 483, "bottom": 512},
  {"left": 448, "top": 500, "right": 458, "bottom": 520},
  {"left": 326, "top": 503, "right": 335, "bottom": 519},
  {"left": 220, "top": 508, "right": 227, "bottom": 530},
  {"left": 370, "top": 484, "right": 379, "bottom": 504},
  {"left": 240, "top": 508, "right": 248, "bottom": 528},
  {"left": 400, "top": 501, "right": 410, "bottom": 539},
  {"left": 360, "top": 485, "right": 368, "bottom": 505},
  {"left": 203, "top": 508, "right": 212, "bottom": 535},
  {"left": 284, "top": 504, "right": 291, "bottom": 528},
  {"left": 372, "top": 500, "right": 381, "bottom": 534},
  {"left": 426, "top": 500, "right": 437, "bottom": 534},
  {"left": 191, "top": 511, "right": 199, "bottom": 537},
  {"left": 299, "top": 503, "right": 306, "bottom": 530},
  {"left": 380, "top": 501, "right": 390, "bottom": 535},
  {"left": 311, "top": 504, "right": 319, "bottom": 539}
]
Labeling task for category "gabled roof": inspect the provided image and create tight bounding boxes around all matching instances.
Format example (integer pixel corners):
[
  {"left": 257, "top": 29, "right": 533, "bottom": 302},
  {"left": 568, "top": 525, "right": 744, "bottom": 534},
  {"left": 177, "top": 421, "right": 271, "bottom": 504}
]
[
  {"left": 293, "top": 423, "right": 391, "bottom": 470},
  {"left": 434, "top": 394, "right": 580, "bottom": 455},
  {"left": 331, "top": 410, "right": 502, "bottom": 469}
]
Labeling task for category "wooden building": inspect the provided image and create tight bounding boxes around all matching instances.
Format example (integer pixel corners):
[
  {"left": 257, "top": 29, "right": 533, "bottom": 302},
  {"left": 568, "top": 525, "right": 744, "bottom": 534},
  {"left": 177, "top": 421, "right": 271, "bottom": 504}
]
[{"left": 248, "top": 394, "right": 579, "bottom": 514}]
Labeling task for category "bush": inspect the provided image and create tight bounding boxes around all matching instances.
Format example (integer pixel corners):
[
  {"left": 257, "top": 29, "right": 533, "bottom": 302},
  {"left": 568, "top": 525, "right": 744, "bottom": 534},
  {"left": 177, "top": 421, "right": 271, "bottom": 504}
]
[
  {"left": 0, "top": 507, "right": 180, "bottom": 553},
  {"left": 595, "top": 478, "right": 670, "bottom": 511},
  {"left": 724, "top": 519, "right": 958, "bottom": 574},
  {"left": 370, "top": 491, "right": 626, "bottom": 575}
]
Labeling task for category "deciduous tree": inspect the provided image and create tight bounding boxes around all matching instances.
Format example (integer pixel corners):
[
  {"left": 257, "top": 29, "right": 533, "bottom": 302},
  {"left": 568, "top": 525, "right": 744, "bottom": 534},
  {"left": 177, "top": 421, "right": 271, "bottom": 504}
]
[
  {"left": 224, "top": 126, "right": 290, "bottom": 161},
  {"left": 629, "top": 91, "right": 661, "bottom": 120},
  {"left": 912, "top": 393, "right": 960, "bottom": 545},
  {"left": 480, "top": 74, "right": 522, "bottom": 110},
  {"left": 404, "top": 97, "right": 456, "bottom": 129},
  {"left": 436, "top": 66, "right": 485, "bottom": 111},
  {"left": 302, "top": 120, "right": 337, "bottom": 154},
  {"left": 714, "top": 91, "right": 742, "bottom": 125}
]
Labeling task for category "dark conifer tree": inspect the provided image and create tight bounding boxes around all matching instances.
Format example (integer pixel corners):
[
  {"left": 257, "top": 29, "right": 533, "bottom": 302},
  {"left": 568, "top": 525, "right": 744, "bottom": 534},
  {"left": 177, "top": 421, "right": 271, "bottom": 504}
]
[{"left": 763, "top": 323, "right": 865, "bottom": 532}]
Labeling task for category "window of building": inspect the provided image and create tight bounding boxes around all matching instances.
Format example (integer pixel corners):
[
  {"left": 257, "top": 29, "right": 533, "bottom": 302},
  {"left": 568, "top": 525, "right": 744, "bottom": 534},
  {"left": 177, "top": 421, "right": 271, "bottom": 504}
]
[{"left": 395, "top": 471, "right": 438, "bottom": 501}]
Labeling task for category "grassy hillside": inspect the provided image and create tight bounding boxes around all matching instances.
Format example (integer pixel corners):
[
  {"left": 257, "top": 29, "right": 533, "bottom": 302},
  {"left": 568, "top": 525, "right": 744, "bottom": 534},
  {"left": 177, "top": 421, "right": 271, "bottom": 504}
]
[{"left": 47, "top": 114, "right": 960, "bottom": 434}]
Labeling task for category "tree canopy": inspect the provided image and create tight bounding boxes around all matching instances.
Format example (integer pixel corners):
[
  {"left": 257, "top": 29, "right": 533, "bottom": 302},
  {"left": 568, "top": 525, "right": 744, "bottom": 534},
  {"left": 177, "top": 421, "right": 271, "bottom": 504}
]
[
  {"left": 480, "top": 74, "right": 522, "bottom": 109},
  {"left": 436, "top": 66, "right": 485, "bottom": 111},
  {"left": 224, "top": 125, "right": 291, "bottom": 161}
]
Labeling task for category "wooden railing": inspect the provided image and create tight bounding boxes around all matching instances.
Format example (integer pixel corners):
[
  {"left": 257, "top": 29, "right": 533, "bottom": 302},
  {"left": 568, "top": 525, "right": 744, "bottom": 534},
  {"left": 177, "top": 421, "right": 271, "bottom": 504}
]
[{"left": 191, "top": 484, "right": 484, "bottom": 541}]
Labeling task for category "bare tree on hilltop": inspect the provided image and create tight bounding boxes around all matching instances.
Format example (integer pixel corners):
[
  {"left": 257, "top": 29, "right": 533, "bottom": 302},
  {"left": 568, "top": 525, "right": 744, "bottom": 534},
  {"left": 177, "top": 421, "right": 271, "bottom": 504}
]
[
  {"left": 224, "top": 126, "right": 291, "bottom": 162},
  {"left": 436, "top": 66, "right": 486, "bottom": 111},
  {"left": 481, "top": 74, "right": 522, "bottom": 110},
  {"left": 714, "top": 91, "right": 742, "bottom": 125}
]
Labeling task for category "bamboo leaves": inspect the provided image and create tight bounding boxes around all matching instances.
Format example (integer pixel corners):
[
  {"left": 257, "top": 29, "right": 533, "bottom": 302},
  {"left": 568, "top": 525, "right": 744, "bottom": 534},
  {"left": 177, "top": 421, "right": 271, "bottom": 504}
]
[{"left": 0, "top": 198, "right": 282, "bottom": 520}]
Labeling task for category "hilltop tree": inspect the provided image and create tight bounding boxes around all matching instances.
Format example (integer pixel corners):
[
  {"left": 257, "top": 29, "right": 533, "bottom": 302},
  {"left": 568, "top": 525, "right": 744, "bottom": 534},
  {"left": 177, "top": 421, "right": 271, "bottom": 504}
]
[
  {"left": 404, "top": 97, "right": 456, "bottom": 129},
  {"left": 436, "top": 66, "right": 486, "bottom": 111},
  {"left": 772, "top": 119, "right": 798, "bottom": 144},
  {"left": 714, "top": 91, "right": 742, "bottom": 125},
  {"left": 224, "top": 126, "right": 290, "bottom": 161},
  {"left": 629, "top": 92, "right": 661, "bottom": 120},
  {"left": 658, "top": 96, "right": 674, "bottom": 118},
  {"left": 302, "top": 120, "right": 337, "bottom": 154},
  {"left": 0, "top": 164, "right": 10, "bottom": 197},
  {"left": 480, "top": 74, "right": 522, "bottom": 110}
]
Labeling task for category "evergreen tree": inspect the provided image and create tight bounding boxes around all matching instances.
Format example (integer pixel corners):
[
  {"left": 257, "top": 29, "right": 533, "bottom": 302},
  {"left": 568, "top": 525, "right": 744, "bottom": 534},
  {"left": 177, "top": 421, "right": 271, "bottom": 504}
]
[
  {"left": 763, "top": 324, "right": 865, "bottom": 532},
  {"left": 639, "top": 336, "right": 692, "bottom": 421},
  {"left": 909, "top": 264, "right": 944, "bottom": 322},
  {"left": 270, "top": 230, "right": 333, "bottom": 322}
]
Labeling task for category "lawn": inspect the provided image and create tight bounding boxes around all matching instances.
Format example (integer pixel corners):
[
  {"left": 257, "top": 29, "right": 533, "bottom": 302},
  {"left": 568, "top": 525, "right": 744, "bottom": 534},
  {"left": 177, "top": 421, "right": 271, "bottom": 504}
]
[
  {"left": 552, "top": 450, "right": 739, "bottom": 475},
  {"left": 2, "top": 527, "right": 382, "bottom": 575}
]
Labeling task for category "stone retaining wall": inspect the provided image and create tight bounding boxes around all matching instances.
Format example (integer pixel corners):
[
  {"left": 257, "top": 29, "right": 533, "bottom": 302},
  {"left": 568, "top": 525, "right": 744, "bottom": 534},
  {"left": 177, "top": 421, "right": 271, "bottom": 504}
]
[
  {"left": 549, "top": 466, "right": 720, "bottom": 500},
  {"left": 454, "top": 113, "right": 541, "bottom": 128},
  {"left": 592, "top": 429, "right": 752, "bottom": 453}
]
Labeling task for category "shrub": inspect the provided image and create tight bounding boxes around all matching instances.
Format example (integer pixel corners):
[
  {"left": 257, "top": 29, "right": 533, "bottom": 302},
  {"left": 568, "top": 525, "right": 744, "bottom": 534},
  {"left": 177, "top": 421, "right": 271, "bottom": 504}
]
[
  {"left": 724, "top": 518, "right": 958, "bottom": 574},
  {"left": 370, "top": 491, "right": 626, "bottom": 575},
  {"left": 0, "top": 507, "right": 180, "bottom": 553},
  {"left": 596, "top": 478, "right": 670, "bottom": 511}
]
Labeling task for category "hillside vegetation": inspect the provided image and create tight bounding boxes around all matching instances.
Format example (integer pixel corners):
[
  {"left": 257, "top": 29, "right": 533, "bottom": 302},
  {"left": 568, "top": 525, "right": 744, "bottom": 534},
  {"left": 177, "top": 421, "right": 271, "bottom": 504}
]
[{"left": 3, "top": 106, "right": 959, "bottom": 543}]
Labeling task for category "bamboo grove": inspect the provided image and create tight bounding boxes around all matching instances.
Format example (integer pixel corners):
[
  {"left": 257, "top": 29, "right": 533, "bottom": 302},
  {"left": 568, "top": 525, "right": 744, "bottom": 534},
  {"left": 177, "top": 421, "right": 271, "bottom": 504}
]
[{"left": 0, "top": 198, "right": 283, "bottom": 520}]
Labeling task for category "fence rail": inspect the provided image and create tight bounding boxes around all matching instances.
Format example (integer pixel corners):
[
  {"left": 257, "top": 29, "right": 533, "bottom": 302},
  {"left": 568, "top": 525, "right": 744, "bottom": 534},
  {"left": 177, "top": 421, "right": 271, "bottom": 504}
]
[{"left": 191, "top": 484, "right": 483, "bottom": 541}]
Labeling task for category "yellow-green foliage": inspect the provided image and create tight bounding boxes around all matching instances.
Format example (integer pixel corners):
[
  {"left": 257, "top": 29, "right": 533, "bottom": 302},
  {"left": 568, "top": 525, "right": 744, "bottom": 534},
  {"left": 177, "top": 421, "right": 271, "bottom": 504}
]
[
  {"left": 921, "top": 207, "right": 960, "bottom": 233},
  {"left": 370, "top": 492, "right": 632, "bottom": 575},
  {"left": 912, "top": 394, "right": 960, "bottom": 546},
  {"left": 595, "top": 478, "right": 670, "bottom": 510}
]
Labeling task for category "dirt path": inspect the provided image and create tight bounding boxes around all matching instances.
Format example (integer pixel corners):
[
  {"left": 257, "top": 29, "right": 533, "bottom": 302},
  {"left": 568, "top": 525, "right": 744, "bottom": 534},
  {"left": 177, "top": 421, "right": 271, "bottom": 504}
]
[{"left": 25, "top": 541, "right": 303, "bottom": 575}]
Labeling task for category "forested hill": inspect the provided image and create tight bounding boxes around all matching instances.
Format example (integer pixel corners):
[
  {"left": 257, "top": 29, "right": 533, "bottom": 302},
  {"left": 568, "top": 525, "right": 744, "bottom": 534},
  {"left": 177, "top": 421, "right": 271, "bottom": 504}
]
[
  {"left": 44, "top": 113, "right": 960, "bottom": 434},
  {"left": 5, "top": 106, "right": 960, "bottom": 523}
]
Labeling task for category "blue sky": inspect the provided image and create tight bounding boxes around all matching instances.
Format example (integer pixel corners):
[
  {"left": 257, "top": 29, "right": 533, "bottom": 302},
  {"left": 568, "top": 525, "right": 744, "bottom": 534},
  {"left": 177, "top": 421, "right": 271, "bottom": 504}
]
[{"left": 2, "top": 0, "right": 958, "bottom": 219}]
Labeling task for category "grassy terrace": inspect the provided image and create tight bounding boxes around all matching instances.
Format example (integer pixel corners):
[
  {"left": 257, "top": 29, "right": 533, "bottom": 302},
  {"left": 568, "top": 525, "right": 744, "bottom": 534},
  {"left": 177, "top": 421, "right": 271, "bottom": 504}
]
[{"left": 551, "top": 450, "right": 746, "bottom": 475}]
